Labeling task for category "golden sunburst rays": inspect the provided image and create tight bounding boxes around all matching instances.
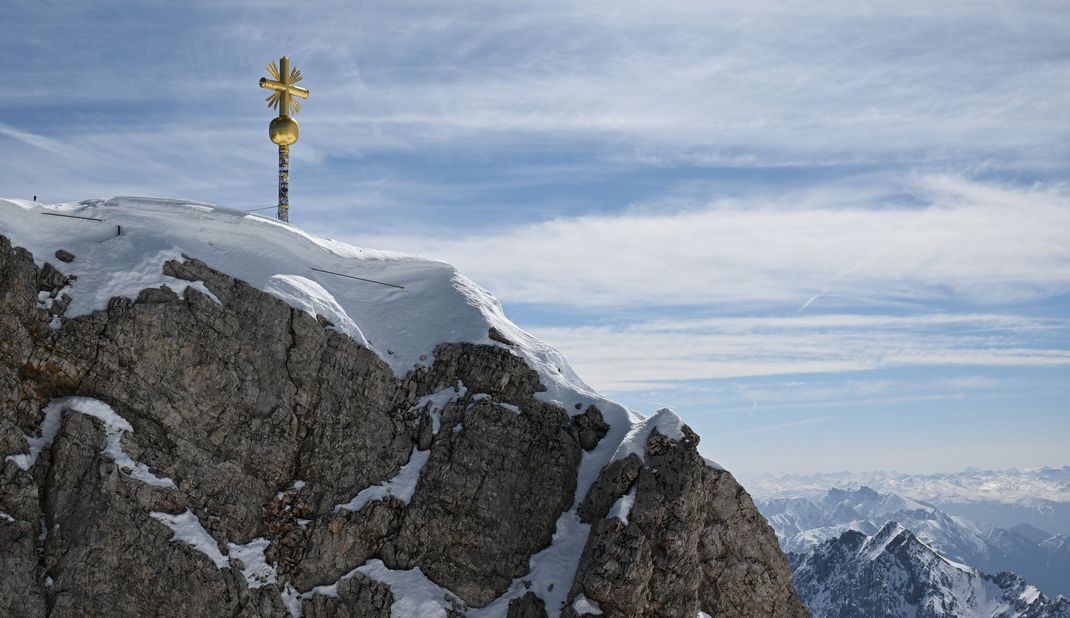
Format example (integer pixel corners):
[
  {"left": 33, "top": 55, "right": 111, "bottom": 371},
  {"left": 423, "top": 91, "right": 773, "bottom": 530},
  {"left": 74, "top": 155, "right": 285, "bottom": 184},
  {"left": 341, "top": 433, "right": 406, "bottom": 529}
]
[
  {"left": 263, "top": 61, "right": 305, "bottom": 114},
  {"left": 266, "top": 60, "right": 303, "bottom": 84},
  {"left": 265, "top": 92, "right": 302, "bottom": 114},
  {"left": 264, "top": 91, "right": 302, "bottom": 114},
  {"left": 266, "top": 90, "right": 283, "bottom": 111}
]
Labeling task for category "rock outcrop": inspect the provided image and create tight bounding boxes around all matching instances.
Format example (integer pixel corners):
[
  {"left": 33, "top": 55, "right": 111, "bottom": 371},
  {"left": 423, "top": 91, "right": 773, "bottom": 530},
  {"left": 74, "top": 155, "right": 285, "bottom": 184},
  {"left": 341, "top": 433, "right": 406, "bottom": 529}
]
[
  {"left": 0, "top": 233, "right": 805, "bottom": 617},
  {"left": 566, "top": 429, "right": 804, "bottom": 617}
]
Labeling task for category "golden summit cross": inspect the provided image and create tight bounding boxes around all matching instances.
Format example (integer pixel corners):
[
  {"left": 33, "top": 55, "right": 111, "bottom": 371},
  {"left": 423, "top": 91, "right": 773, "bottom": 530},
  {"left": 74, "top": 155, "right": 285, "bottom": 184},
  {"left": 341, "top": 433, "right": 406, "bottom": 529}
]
[{"left": 259, "top": 56, "right": 310, "bottom": 222}]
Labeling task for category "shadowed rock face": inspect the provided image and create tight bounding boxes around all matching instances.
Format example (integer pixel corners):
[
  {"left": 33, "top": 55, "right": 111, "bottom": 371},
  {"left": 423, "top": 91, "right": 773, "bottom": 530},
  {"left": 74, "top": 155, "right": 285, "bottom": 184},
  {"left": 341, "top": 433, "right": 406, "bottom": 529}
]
[
  {"left": 0, "top": 234, "right": 805, "bottom": 617},
  {"left": 566, "top": 429, "right": 807, "bottom": 618}
]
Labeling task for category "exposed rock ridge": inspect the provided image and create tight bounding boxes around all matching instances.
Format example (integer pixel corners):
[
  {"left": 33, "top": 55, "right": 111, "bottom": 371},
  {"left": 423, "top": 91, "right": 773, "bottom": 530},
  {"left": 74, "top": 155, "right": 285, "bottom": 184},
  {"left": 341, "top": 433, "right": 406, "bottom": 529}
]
[{"left": 0, "top": 234, "right": 804, "bottom": 617}]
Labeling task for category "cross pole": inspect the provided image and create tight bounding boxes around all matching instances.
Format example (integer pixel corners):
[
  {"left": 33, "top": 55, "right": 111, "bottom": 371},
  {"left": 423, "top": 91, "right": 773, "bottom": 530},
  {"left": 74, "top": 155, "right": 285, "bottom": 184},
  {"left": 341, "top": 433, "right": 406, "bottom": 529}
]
[{"left": 259, "top": 56, "right": 310, "bottom": 222}]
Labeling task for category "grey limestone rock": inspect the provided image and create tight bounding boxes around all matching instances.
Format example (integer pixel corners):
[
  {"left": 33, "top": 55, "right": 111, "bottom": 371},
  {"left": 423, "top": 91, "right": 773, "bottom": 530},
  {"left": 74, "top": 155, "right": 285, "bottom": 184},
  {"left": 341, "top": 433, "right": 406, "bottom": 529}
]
[
  {"left": 0, "top": 234, "right": 804, "bottom": 617},
  {"left": 565, "top": 428, "right": 808, "bottom": 618},
  {"left": 381, "top": 397, "right": 582, "bottom": 606},
  {"left": 43, "top": 412, "right": 249, "bottom": 618},
  {"left": 289, "top": 497, "right": 405, "bottom": 590},
  {"left": 0, "top": 497, "right": 46, "bottom": 617},
  {"left": 300, "top": 572, "right": 393, "bottom": 618},
  {"left": 572, "top": 405, "right": 609, "bottom": 451},
  {"left": 507, "top": 591, "right": 549, "bottom": 618},
  {"left": 577, "top": 453, "right": 642, "bottom": 523}
]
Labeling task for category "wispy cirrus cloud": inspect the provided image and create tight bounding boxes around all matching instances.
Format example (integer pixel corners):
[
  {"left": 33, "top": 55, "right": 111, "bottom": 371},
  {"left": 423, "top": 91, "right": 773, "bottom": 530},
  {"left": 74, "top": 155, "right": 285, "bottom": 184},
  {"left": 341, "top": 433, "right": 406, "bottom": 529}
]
[
  {"left": 720, "top": 415, "right": 837, "bottom": 436},
  {"left": 0, "top": 123, "right": 70, "bottom": 157},
  {"left": 252, "top": 0, "right": 1070, "bottom": 160},
  {"left": 4, "top": 0, "right": 1069, "bottom": 208}
]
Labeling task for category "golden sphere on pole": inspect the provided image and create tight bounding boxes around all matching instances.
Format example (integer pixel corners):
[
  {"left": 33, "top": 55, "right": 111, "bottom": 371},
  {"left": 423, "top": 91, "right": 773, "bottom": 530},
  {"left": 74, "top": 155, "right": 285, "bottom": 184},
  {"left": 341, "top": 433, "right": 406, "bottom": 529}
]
[{"left": 269, "top": 115, "right": 299, "bottom": 146}]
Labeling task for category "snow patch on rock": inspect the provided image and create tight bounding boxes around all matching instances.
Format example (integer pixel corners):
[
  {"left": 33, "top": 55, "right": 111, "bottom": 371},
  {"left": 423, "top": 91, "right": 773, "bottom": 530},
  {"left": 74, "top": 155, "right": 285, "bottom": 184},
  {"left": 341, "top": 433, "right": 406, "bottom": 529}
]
[
  {"left": 468, "top": 511, "right": 592, "bottom": 618},
  {"left": 612, "top": 407, "right": 685, "bottom": 463},
  {"left": 6, "top": 397, "right": 175, "bottom": 489},
  {"left": 5, "top": 400, "right": 64, "bottom": 470},
  {"left": 152, "top": 510, "right": 280, "bottom": 590},
  {"left": 264, "top": 274, "right": 368, "bottom": 346},
  {"left": 150, "top": 510, "right": 229, "bottom": 569},
  {"left": 335, "top": 446, "right": 431, "bottom": 513},
  {"left": 572, "top": 593, "right": 604, "bottom": 615},
  {"left": 227, "top": 538, "right": 277, "bottom": 589},
  {"left": 357, "top": 559, "right": 466, "bottom": 617},
  {"left": 608, "top": 487, "right": 637, "bottom": 525},
  {"left": 181, "top": 279, "right": 221, "bottom": 304},
  {"left": 470, "top": 393, "right": 521, "bottom": 414},
  {"left": 414, "top": 384, "right": 467, "bottom": 434},
  {"left": 284, "top": 559, "right": 465, "bottom": 618}
]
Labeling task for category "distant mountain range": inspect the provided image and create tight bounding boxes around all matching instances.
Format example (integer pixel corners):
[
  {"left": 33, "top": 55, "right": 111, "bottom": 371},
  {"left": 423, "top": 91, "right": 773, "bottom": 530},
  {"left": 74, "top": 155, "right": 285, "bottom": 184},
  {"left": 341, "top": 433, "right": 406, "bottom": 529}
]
[
  {"left": 758, "top": 486, "right": 1070, "bottom": 598},
  {"left": 790, "top": 522, "right": 1070, "bottom": 618},
  {"left": 746, "top": 467, "right": 1070, "bottom": 536},
  {"left": 749, "top": 464, "right": 1070, "bottom": 536},
  {"left": 752, "top": 470, "right": 1070, "bottom": 616}
]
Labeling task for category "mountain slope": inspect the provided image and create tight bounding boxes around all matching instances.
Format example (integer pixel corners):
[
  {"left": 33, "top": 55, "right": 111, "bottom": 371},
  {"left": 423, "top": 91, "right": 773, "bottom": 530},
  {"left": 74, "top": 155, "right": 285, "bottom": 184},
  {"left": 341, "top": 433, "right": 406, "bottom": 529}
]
[
  {"left": 760, "top": 486, "right": 1070, "bottom": 597},
  {"left": 791, "top": 522, "right": 1070, "bottom": 618},
  {"left": 0, "top": 197, "right": 804, "bottom": 617},
  {"left": 1009, "top": 524, "right": 1054, "bottom": 545}
]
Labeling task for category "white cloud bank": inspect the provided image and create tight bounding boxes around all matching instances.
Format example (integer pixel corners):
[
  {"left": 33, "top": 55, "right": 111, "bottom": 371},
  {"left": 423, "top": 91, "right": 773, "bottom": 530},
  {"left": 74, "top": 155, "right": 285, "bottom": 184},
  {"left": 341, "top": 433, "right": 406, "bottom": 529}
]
[
  {"left": 528, "top": 313, "right": 1069, "bottom": 391},
  {"left": 342, "top": 174, "right": 1070, "bottom": 390},
  {"left": 354, "top": 175, "right": 1070, "bottom": 309}
]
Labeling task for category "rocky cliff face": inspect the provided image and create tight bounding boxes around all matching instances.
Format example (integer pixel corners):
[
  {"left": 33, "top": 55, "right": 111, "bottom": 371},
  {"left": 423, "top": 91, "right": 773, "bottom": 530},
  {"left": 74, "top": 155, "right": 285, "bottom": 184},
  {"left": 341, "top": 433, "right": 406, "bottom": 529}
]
[{"left": 0, "top": 231, "right": 805, "bottom": 617}]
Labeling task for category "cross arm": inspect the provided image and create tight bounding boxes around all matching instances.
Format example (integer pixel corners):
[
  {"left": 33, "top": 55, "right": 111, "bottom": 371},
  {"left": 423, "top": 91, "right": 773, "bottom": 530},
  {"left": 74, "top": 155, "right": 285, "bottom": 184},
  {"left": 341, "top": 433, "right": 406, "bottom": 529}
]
[{"left": 259, "top": 78, "right": 310, "bottom": 99}]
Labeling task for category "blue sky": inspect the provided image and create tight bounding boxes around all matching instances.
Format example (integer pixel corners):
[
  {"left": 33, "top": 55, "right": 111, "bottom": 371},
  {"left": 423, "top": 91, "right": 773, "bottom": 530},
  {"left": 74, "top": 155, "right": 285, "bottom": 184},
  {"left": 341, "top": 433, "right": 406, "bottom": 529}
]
[{"left": 2, "top": 0, "right": 1068, "bottom": 475}]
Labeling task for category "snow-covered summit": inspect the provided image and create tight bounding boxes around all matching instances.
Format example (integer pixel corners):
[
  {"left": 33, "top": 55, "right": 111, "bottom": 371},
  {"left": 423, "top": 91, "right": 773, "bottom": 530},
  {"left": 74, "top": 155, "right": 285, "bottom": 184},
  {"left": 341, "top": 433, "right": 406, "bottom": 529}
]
[
  {"left": 0, "top": 195, "right": 638, "bottom": 423},
  {"left": 0, "top": 194, "right": 672, "bottom": 610}
]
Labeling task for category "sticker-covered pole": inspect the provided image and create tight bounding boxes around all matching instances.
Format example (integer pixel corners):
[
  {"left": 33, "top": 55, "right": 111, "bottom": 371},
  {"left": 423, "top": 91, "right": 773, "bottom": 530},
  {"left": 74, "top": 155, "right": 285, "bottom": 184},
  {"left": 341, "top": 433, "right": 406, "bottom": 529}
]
[{"left": 278, "top": 145, "right": 290, "bottom": 222}]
